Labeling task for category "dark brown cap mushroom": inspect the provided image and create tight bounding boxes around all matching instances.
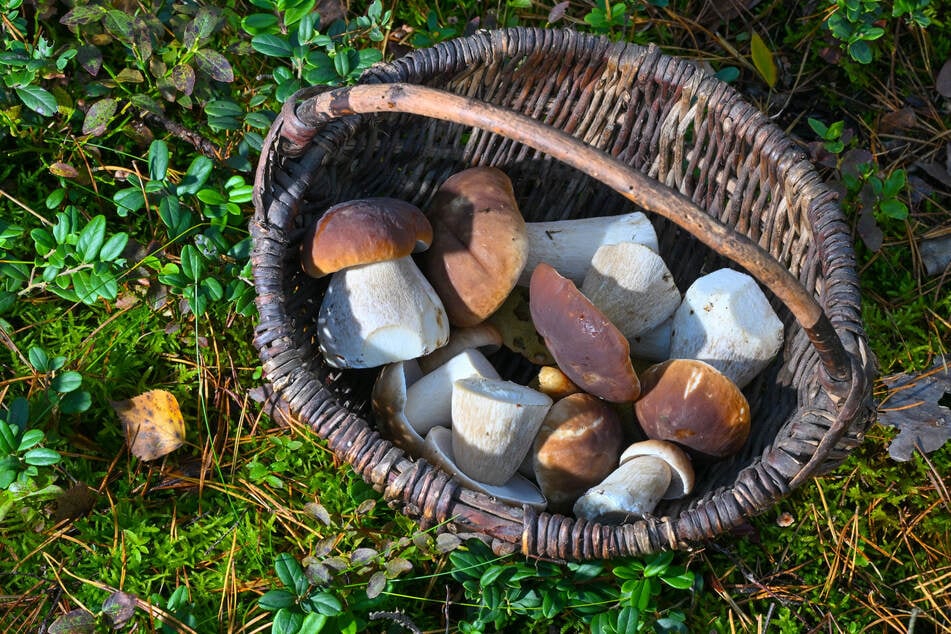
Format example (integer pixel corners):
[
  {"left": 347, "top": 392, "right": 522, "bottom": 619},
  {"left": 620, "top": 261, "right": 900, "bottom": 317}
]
[
  {"left": 532, "top": 393, "right": 624, "bottom": 513},
  {"left": 529, "top": 262, "right": 640, "bottom": 403},
  {"left": 421, "top": 167, "right": 528, "bottom": 327},
  {"left": 634, "top": 358, "right": 750, "bottom": 458},
  {"left": 301, "top": 198, "right": 433, "bottom": 278}
]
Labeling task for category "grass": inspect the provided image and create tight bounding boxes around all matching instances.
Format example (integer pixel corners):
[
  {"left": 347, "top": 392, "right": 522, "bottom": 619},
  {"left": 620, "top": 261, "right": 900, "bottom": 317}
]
[{"left": 1, "top": 0, "right": 949, "bottom": 632}]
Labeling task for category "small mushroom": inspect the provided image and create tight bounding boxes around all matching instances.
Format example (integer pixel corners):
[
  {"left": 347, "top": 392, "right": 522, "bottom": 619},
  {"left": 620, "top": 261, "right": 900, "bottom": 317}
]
[
  {"left": 634, "top": 358, "right": 750, "bottom": 458},
  {"left": 317, "top": 256, "right": 450, "bottom": 368},
  {"left": 308, "top": 199, "right": 449, "bottom": 369},
  {"left": 417, "top": 323, "right": 503, "bottom": 374},
  {"left": 423, "top": 426, "right": 547, "bottom": 511},
  {"left": 403, "top": 349, "right": 501, "bottom": 435},
  {"left": 573, "top": 439, "right": 694, "bottom": 524},
  {"left": 532, "top": 393, "right": 624, "bottom": 513},
  {"left": 518, "top": 212, "right": 658, "bottom": 286},
  {"left": 669, "top": 268, "right": 784, "bottom": 388},
  {"left": 529, "top": 262, "right": 640, "bottom": 403},
  {"left": 530, "top": 366, "right": 582, "bottom": 401},
  {"left": 451, "top": 376, "right": 553, "bottom": 485},
  {"left": 422, "top": 167, "right": 528, "bottom": 327},
  {"left": 580, "top": 242, "right": 681, "bottom": 341},
  {"left": 371, "top": 359, "right": 425, "bottom": 455}
]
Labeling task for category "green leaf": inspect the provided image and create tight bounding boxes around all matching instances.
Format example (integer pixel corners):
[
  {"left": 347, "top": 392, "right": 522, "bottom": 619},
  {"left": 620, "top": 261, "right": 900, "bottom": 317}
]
[
  {"left": 878, "top": 198, "right": 908, "bottom": 220},
  {"left": 274, "top": 553, "right": 308, "bottom": 595},
  {"left": 271, "top": 608, "right": 304, "bottom": 634},
  {"left": 23, "top": 447, "right": 61, "bottom": 466},
  {"left": 15, "top": 86, "right": 58, "bottom": 116},
  {"left": 77, "top": 215, "right": 106, "bottom": 262},
  {"left": 170, "top": 63, "right": 196, "bottom": 95},
  {"left": 99, "top": 232, "right": 128, "bottom": 262},
  {"left": 257, "top": 589, "right": 296, "bottom": 611},
  {"left": 184, "top": 7, "right": 219, "bottom": 48},
  {"left": 251, "top": 34, "right": 293, "bottom": 58},
  {"left": 661, "top": 570, "right": 697, "bottom": 590},
  {"left": 114, "top": 188, "right": 145, "bottom": 216},
  {"left": 195, "top": 49, "right": 234, "bottom": 83},
  {"left": 807, "top": 117, "right": 829, "bottom": 137},
  {"left": 644, "top": 551, "right": 674, "bottom": 577},
  {"left": 750, "top": 32, "right": 777, "bottom": 88},
  {"left": 28, "top": 347, "right": 50, "bottom": 373},
  {"left": 31, "top": 228, "right": 56, "bottom": 256},
  {"left": 51, "top": 371, "right": 82, "bottom": 393},
  {"left": 178, "top": 156, "right": 213, "bottom": 195},
  {"left": 180, "top": 245, "right": 204, "bottom": 282},
  {"left": 284, "top": 0, "right": 317, "bottom": 28},
  {"left": 148, "top": 140, "right": 169, "bottom": 181},
  {"left": 848, "top": 40, "right": 873, "bottom": 64},
  {"left": 616, "top": 606, "right": 640, "bottom": 632},
  {"left": 17, "top": 429, "right": 45, "bottom": 452},
  {"left": 307, "top": 591, "right": 342, "bottom": 616},
  {"left": 0, "top": 421, "right": 16, "bottom": 453},
  {"left": 242, "top": 14, "right": 280, "bottom": 35},
  {"left": 59, "top": 5, "right": 109, "bottom": 26},
  {"left": 59, "top": 389, "right": 92, "bottom": 414},
  {"left": 298, "top": 612, "right": 329, "bottom": 634}
]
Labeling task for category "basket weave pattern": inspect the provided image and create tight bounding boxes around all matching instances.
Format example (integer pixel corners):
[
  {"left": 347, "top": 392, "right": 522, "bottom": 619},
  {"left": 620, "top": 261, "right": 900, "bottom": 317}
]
[{"left": 251, "top": 28, "right": 876, "bottom": 560}]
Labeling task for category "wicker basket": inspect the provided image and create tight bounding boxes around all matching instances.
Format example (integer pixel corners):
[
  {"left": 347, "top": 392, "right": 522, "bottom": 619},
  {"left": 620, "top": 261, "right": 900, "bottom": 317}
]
[{"left": 250, "top": 28, "right": 876, "bottom": 560}]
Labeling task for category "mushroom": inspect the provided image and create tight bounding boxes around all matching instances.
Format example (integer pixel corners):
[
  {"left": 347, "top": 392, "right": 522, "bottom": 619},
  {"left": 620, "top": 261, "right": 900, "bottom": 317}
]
[
  {"left": 309, "top": 198, "right": 449, "bottom": 369},
  {"left": 530, "top": 366, "right": 582, "bottom": 401},
  {"left": 531, "top": 393, "right": 624, "bottom": 513},
  {"left": 669, "top": 268, "right": 784, "bottom": 388},
  {"left": 573, "top": 439, "right": 694, "bottom": 524},
  {"left": 634, "top": 358, "right": 750, "bottom": 458},
  {"left": 629, "top": 316, "right": 673, "bottom": 363},
  {"left": 317, "top": 256, "right": 450, "bottom": 368},
  {"left": 371, "top": 359, "right": 426, "bottom": 455},
  {"left": 421, "top": 166, "right": 529, "bottom": 327},
  {"left": 403, "top": 348, "right": 501, "bottom": 435},
  {"left": 529, "top": 262, "right": 640, "bottom": 403},
  {"left": 517, "top": 211, "right": 659, "bottom": 286},
  {"left": 423, "top": 426, "right": 547, "bottom": 511},
  {"left": 417, "top": 323, "right": 503, "bottom": 374},
  {"left": 580, "top": 242, "right": 681, "bottom": 341},
  {"left": 451, "top": 376, "right": 553, "bottom": 485}
]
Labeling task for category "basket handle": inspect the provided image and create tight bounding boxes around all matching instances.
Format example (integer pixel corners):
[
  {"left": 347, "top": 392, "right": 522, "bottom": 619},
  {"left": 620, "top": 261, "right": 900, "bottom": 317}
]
[{"left": 283, "top": 83, "right": 856, "bottom": 395}]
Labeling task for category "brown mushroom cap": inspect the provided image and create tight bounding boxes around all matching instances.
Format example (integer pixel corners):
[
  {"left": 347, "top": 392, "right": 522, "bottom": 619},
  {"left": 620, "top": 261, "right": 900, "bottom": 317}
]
[
  {"left": 529, "top": 262, "right": 640, "bottom": 402},
  {"left": 634, "top": 359, "right": 750, "bottom": 458},
  {"left": 301, "top": 198, "right": 433, "bottom": 278},
  {"left": 532, "top": 393, "right": 623, "bottom": 512},
  {"left": 421, "top": 167, "right": 528, "bottom": 327}
]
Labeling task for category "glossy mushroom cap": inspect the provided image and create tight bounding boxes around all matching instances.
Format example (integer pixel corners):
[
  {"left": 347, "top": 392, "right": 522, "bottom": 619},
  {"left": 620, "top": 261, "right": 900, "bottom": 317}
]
[
  {"left": 529, "top": 262, "right": 640, "bottom": 403},
  {"left": 634, "top": 358, "right": 751, "bottom": 458},
  {"left": 301, "top": 198, "right": 433, "bottom": 278},
  {"left": 422, "top": 166, "right": 528, "bottom": 327},
  {"left": 532, "top": 393, "right": 623, "bottom": 512}
]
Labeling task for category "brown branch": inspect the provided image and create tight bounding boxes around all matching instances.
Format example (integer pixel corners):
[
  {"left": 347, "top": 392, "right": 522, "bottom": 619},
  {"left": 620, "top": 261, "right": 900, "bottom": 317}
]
[{"left": 141, "top": 111, "right": 220, "bottom": 159}]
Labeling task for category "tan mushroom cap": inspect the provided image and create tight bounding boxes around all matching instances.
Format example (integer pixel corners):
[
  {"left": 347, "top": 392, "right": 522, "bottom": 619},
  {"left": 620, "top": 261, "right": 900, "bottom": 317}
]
[
  {"left": 634, "top": 358, "right": 751, "bottom": 458},
  {"left": 619, "top": 439, "right": 694, "bottom": 499},
  {"left": 422, "top": 166, "right": 528, "bottom": 327},
  {"left": 301, "top": 198, "right": 433, "bottom": 278},
  {"left": 529, "top": 262, "right": 640, "bottom": 403},
  {"left": 532, "top": 393, "right": 623, "bottom": 512}
]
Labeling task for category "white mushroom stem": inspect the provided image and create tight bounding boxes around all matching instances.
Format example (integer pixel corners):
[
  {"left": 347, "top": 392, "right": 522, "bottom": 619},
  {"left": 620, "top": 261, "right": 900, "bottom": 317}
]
[
  {"left": 629, "top": 316, "right": 673, "bottom": 362},
  {"left": 404, "top": 349, "right": 500, "bottom": 435},
  {"left": 669, "top": 268, "right": 784, "bottom": 388},
  {"left": 318, "top": 256, "right": 450, "bottom": 369},
  {"left": 371, "top": 359, "right": 425, "bottom": 455},
  {"left": 417, "top": 323, "right": 503, "bottom": 374},
  {"left": 451, "top": 377, "right": 552, "bottom": 486},
  {"left": 518, "top": 212, "right": 658, "bottom": 286},
  {"left": 573, "top": 456, "right": 672, "bottom": 523},
  {"left": 580, "top": 242, "right": 681, "bottom": 340},
  {"left": 573, "top": 439, "right": 694, "bottom": 524}
]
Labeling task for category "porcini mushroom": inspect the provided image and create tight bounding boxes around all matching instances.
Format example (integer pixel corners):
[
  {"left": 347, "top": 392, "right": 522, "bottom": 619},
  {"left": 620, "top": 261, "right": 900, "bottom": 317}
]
[
  {"left": 532, "top": 393, "right": 624, "bottom": 513},
  {"left": 451, "top": 376, "right": 552, "bottom": 485},
  {"left": 371, "top": 359, "right": 426, "bottom": 455},
  {"left": 634, "top": 358, "right": 750, "bottom": 458},
  {"left": 310, "top": 198, "right": 450, "bottom": 369},
  {"left": 423, "top": 426, "right": 547, "bottom": 511},
  {"left": 403, "top": 349, "right": 501, "bottom": 435},
  {"left": 518, "top": 212, "right": 659, "bottom": 286},
  {"left": 669, "top": 268, "right": 784, "bottom": 388},
  {"left": 529, "top": 263, "right": 640, "bottom": 403},
  {"left": 421, "top": 167, "right": 528, "bottom": 327},
  {"left": 573, "top": 439, "right": 694, "bottom": 524},
  {"left": 580, "top": 242, "right": 681, "bottom": 341}
]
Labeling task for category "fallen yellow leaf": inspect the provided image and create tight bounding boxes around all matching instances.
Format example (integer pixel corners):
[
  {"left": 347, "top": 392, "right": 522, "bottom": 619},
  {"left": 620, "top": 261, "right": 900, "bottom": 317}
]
[{"left": 112, "top": 390, "right": 186, "bottom": 461}]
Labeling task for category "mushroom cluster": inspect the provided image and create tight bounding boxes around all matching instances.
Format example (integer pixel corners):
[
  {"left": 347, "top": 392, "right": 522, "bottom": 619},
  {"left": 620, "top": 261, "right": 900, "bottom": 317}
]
[{"left": 305, "top": 166, "right": 785, "bottom": 525}]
